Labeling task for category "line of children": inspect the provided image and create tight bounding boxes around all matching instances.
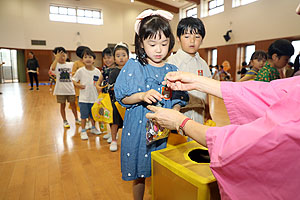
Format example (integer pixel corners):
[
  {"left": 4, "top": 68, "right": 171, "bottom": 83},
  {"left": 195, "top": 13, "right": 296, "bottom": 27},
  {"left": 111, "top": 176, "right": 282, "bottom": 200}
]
[
  {"left": 167, "top": 17, "right": 212, "bottom": 134},
  {"left": 72, "top": 48, "right": 103, "bottom": 140},
  {"left": 106, "top": 43, "right": 129, "bottom": 151},
  {"left": 239, "top": 50, "right": 267, "bottom": 82},
  {"left": 114, "top": 9, "right": 188, "bottom": 200},
  {"left": 50, "top": 47, "right": 80, "bottom": 128},
  {"left": 254, "top": 39, "right": 294, "bottom": 82}
]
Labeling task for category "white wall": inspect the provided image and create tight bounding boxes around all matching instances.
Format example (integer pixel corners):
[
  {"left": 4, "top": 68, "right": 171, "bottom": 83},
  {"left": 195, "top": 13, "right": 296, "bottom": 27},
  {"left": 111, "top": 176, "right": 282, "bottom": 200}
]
[
  {"left": 1, "top": 0, "right": 299, "bottom": 52},
  {"left": 199, "top": 0, "right": 300, "bottom": 48},
  {"left": 0, "top": 0, "right": 180, "bottom": 52}
]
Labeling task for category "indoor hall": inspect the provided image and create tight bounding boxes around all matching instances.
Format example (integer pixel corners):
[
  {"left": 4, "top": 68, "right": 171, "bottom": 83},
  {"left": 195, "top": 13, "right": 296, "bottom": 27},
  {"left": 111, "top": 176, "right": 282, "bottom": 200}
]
[{"left": 1, "top": 0, "right": 300, "bottom": 199}]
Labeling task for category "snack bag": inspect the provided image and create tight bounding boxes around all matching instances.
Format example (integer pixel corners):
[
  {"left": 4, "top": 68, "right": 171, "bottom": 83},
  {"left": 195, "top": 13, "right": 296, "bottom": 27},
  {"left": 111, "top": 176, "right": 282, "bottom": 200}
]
[
  {"left": 92, "top": 93, "right": 113, "bottom": 123},
  {"left": 146, "top": 119, "right": 170, "bottom": 145}
]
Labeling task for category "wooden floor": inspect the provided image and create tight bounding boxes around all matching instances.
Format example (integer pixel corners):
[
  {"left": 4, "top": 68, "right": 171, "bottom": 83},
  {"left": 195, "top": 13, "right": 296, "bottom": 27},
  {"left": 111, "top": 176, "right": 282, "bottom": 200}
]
[{"left": 0, "top": 83, "right": 151, "bottom": 200}]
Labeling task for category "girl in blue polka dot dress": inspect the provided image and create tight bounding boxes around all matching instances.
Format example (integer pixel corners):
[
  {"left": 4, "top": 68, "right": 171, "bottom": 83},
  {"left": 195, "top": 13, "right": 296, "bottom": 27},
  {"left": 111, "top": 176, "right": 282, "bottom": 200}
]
[{"left": 114, "top": 9, "right": 188, "bottom": 199}]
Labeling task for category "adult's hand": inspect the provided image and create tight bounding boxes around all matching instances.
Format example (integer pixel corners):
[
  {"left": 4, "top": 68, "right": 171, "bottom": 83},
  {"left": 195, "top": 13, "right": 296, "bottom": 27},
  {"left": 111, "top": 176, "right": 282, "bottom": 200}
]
[
  {"left": 146, "top": 105, "right": 186, "bottom": 130},
  {"left": 163, "top": 71, "right": 199, "bottom": 91},
  {"left": 163, "top": 71, "right": 223, "bottom": 98}
]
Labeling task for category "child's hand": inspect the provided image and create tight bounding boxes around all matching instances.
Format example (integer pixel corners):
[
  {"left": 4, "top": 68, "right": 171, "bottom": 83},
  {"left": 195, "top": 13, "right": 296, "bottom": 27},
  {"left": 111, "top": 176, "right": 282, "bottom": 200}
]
[
  {"left": 54, "top": 51, "right": 64, "bottom": 61},
  {"left": 78, "top": 84, "right": 86, "bottom": 89},
  {"left": 141, "top": 89, "right": 163, "bottom": 104}
]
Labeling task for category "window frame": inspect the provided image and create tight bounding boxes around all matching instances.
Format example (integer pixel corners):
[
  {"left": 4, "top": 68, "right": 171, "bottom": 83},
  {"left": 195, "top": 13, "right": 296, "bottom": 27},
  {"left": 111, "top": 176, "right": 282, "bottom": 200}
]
[
  {"left": 232, "top": 0, "right": 258, "bottom": 8},
  {"left": 186, "top": 6, "right": 198, "bottom": 18},
  {"left": 49, "top": 5, "right": 103, "bottom": 26},
  {"left": 208, "top": 0, "right": 224, "bottom": 16}
]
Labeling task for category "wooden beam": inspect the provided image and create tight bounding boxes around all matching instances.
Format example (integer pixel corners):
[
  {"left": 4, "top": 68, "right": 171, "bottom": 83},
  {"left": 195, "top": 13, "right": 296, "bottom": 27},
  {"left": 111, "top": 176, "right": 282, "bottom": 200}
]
[
  {"left": 187, "top": 0, "right": 200, "bottom": 4},
  {"left": 135, "top": 0, "right": 179, "bottom": 13}
]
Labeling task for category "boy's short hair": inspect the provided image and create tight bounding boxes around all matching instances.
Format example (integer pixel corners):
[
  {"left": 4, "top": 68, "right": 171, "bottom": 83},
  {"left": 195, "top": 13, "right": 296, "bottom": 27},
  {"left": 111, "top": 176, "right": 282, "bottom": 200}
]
[
  {"left": 242, "top": 61, "right": 247, "bottom": 66},
  {"left": 268, "top": 39, "right": 294, "bottom": 59},
  {"left": 81, "top": 48, "right": 96, "bottom": 59},
  {"left": 250, "top": 50, "right": 267, "bottom": 61},
  {"left": 76, "top": 46, "right": 90, "bottom": 58},
  {"left": 102, "top": 47, "right": 113, "bottom": 57},
  {"left": 53, "top": 47, "right": 66, "bottom": 54},
  {"left": 177, "top": 17, "right": 206, "bottom": 39}
]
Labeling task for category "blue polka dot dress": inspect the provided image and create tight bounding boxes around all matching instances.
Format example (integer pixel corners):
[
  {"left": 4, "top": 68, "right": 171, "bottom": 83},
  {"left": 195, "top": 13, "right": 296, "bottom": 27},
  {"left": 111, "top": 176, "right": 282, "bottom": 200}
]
[{"left": 114, "top": 58, "right": 188, "bottom": 181}]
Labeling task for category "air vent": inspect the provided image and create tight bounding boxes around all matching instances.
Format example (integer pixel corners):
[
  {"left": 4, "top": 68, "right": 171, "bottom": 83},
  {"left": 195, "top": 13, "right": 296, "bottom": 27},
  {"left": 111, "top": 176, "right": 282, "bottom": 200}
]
[{"left": 31, "top": 40, "right": 46, "bottom": 46}]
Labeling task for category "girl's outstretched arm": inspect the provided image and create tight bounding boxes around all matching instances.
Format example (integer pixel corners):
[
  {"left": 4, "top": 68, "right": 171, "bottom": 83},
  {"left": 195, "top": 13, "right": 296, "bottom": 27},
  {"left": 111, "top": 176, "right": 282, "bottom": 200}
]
[{"left": 122, "top": 89, "right": 164, "bottom": 105}]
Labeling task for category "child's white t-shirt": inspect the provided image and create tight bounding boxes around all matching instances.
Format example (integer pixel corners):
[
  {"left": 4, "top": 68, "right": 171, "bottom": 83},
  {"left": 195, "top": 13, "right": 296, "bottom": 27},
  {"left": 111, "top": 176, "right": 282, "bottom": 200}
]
[
  {"left": 53, "top": 62, "right": 75, "bottom": 95},
  {"left": 72, "top": 67, "right": 101, "bottom": 103}
]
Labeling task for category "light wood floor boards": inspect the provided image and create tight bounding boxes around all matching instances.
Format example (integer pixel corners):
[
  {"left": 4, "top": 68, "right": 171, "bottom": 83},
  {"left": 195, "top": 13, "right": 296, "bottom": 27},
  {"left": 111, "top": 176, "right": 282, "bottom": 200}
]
[{"left": 0, "top": 83, "right": 151, "bottom": 200}]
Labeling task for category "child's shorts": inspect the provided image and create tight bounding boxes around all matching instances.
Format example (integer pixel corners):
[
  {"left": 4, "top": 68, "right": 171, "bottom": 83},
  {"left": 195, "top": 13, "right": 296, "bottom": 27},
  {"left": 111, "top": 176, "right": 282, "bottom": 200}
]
[
  {"left": 56, "top": 95, "right": 75, "bottom": 103},
  {"left": 79, "top": 102, "right": 94, "bottom": 119}
]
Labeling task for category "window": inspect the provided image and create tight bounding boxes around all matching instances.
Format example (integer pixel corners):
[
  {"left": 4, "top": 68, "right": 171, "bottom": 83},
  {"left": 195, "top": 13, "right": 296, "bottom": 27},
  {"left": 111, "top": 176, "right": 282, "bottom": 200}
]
[
  {"left": 49, "top": 5, "right": 103, "bottom": 25},
  {"left": 186, "top": 6, "right": 197, "bottom": 18},
  {"left": 245, "top": 45, "right": 255, "bottom": 64},
  {"left": 208, "top": 0, "right": 224, "bottom": 16},
  {"left": 290, "top": 40, "right": 300, "bottom": 63},
  {"left": 211, "top": 49, "right": 218, "bottom": 66},
  {"left": 232, "top": 0, "right": 257, "bottom": 8}
]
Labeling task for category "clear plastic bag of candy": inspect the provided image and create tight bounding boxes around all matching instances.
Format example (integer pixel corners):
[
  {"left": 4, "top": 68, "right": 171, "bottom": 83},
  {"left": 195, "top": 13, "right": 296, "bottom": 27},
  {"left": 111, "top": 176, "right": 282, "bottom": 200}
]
[{"left": 146, "top": 119, "right": 170, "bottom": 145}]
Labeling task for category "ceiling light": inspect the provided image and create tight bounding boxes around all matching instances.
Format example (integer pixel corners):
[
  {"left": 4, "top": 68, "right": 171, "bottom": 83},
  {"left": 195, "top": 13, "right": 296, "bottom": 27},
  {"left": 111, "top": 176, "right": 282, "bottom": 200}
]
[{"left": 131, "top": 0, "right": 134, "bottom": 2}]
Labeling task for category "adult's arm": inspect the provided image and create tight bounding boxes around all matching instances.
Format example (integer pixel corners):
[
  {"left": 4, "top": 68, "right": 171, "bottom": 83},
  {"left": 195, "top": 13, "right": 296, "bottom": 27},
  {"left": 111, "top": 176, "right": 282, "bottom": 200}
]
[
  {"left": 205, "top": 86, "right": 300, "bottom": 199},
  {"left": 165, "top": 71, "right": 300, "bottom": 124},
  {"left": 221, "top": 77, "right": 300, "bottom": 124},
  {"left": 164, "top": 71, "right": 222, "bottom": 98}
]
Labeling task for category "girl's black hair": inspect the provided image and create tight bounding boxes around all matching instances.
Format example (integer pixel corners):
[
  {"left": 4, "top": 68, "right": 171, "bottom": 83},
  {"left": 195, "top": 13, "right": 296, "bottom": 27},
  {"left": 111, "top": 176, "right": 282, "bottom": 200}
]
[
  {"left": 113, "top": 44, "right": 129, "bottom": 57},
  {"left": 177, "top": 17, "right": 206, "bottom": 39},
  {"left": 250, "top": 50, "right": 267, "bottom": 61},
  {"left": 135, "top": 15, "right": 175, "bottom": 65},
  {"left": 81, "top": 48, "right": 96, "bottom": 59},
  {"left": 102, "top": 47, "right": 113, "bottom": 57}
]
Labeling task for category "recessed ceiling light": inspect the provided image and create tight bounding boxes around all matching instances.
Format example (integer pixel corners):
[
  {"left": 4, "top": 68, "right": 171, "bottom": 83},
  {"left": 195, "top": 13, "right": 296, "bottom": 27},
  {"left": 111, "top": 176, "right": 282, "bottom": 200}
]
[{"left": 131, "top": 0, "right": 134, "bottom": 2}]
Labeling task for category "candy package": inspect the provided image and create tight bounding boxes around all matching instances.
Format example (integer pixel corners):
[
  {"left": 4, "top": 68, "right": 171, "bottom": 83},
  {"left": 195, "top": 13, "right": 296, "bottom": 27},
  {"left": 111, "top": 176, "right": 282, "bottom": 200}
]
[{"left": 146, "top": 119, "right": 170, "bottom": 145}]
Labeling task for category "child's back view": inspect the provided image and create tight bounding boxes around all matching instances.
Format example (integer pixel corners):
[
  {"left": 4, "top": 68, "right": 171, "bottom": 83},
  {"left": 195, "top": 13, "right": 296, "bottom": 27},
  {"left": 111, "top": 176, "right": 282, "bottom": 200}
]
[{"left": 168, "top": 17, "right": 211, "bottom": 126}]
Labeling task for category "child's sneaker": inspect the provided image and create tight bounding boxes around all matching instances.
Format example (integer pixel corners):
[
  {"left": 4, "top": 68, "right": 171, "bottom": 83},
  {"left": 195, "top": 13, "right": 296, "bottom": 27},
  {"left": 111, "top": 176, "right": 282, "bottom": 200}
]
[
  {"left": 36, "top": 87, "right": 39, "bottom": 90},
  {"left": 103, "top": 132, "right": 111, "bottom": 140},
  {"left": 107, "top": 136, "right": 112, "bottom": 143},
  {"left": 90, "top": 128, "right": 101, "bottom": 135},
  {"left": 110, "top": 141, "right": 118, "bottom": 152},
  {"left": 80, "top": 131, "right": 88, "bottom": 140},
  {"left": 63, "top": 121, "right": 70, "bottom": 128},
  {"left": 75, "top": 119, "right": 81, "bottom": 125}
]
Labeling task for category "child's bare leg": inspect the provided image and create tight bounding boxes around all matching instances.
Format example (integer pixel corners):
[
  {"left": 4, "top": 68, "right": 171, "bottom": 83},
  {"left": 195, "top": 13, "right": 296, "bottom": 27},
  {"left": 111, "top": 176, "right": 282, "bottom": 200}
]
[
  {"left": 133, "top": 178, "right": 145, "bottom": 200},
  {"left": 70, "top": 102, "right": 78, "bottom": 120},
  {"left": 81, "top": 118, "right": 86, "bottom": 130},
  {"left": 60, "top": 103, "right": 66, "bottom": 121},
  {"left": 89, "top": 116, "right": 96, "bottom": 127},
  {"left": 110, "top": 124, "right": 118, "bottom": 142}
]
